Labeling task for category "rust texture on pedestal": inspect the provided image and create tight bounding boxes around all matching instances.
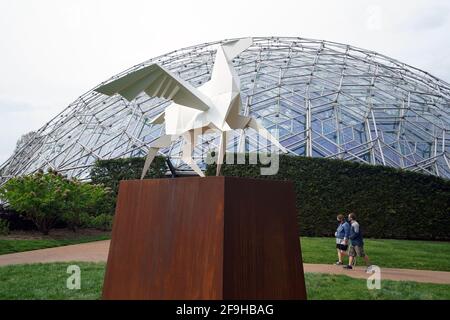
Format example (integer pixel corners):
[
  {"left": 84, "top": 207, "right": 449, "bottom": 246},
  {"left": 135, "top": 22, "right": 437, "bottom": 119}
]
[{"left": 102, "top": 176, "right": 306, "bottom": 300}]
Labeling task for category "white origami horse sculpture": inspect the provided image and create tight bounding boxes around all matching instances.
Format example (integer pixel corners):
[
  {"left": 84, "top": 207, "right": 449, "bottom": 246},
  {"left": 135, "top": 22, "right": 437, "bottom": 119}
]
[{"left": 96, "top": 38, "right": 286, "bottom": 178}]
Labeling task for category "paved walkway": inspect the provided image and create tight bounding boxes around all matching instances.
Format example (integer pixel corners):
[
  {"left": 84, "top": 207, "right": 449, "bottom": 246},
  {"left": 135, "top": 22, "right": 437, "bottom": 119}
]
[
  {"left": 303, "top": 263, "right": 450, "bottom": 285},
  {"left": 0, "top": 240, "right": 449, "bottom": 285},
  {"left": 0, "top": 240, "right": 109, "bottom": 266}
]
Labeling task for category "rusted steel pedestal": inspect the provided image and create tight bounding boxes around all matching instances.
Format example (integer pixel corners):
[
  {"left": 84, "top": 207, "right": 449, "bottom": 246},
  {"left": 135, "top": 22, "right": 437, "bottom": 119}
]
[{"left": 102, "top": 176, "right": 306, "bottom": 300}]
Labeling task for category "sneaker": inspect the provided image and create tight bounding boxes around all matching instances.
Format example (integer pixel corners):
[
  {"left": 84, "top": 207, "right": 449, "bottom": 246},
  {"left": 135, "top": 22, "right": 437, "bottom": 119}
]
[
  {"left": 343, "top": 265, "right": 353, "bottom": 270},
  {"left": 335, "top": 261, "right": 343, "bottom": 265}
]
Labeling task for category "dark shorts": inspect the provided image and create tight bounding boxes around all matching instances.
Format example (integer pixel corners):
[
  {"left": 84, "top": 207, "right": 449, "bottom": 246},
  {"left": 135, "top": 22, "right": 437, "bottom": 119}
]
[
  {"left": 336, "top": 244, "right": 348, "bottom": 251},
  {"left": 349, "top": 245, "right": 366, "bottom": 257}
]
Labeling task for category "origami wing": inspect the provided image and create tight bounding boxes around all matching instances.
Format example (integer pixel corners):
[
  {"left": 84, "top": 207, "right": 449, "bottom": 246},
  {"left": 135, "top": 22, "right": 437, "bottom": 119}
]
[{"left": 95, "top": 64, "right": 210, "bottom": 111}]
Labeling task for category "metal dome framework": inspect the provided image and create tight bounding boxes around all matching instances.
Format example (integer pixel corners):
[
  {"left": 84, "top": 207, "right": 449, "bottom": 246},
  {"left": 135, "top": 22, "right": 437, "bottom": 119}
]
[{"left": 1, "top": 36, "right": 450, "bottom": 183}]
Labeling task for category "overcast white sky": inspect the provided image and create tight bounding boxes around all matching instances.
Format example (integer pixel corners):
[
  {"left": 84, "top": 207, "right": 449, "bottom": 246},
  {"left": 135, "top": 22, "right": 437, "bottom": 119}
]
[{"left": 0, "top": 0, "right": 449, "bottom": 164}]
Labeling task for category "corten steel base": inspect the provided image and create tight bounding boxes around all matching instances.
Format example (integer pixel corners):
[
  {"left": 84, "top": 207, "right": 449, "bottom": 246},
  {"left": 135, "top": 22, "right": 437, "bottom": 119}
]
[{"left": 102, "top": 176, "right": 306, "bottom": 300}]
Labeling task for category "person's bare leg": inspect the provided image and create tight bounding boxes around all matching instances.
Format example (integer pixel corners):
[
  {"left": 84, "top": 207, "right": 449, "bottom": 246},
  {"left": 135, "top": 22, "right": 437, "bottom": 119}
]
[
  {"left": 337, "top": 249, "right": 342, "bottom": 263},
  {"left": 348, "top": 255, "right": 354, "bottom": 266},
  {"left": 364, "top": 255, "right": 370, "bottom": 266}
]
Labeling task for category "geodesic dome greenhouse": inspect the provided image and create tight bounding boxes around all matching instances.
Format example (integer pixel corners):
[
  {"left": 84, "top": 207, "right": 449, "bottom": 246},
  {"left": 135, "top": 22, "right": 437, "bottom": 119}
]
[{"left": 1, "top": 36, "right": 449, "bottom": 184}]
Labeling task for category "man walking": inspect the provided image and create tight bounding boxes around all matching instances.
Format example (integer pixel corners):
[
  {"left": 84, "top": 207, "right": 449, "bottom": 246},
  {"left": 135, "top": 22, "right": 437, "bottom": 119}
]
[{"left": 344, "top": 213, "right": 372, "bottom": 272}]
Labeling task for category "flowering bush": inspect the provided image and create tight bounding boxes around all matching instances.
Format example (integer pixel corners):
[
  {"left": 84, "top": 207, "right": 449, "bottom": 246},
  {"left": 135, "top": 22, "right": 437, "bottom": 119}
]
[{"left": 0, "top": 170, "right": 111, "bottom": 234}]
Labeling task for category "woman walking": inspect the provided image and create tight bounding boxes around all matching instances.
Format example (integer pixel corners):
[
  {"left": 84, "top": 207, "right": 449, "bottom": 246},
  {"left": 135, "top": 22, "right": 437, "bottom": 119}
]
[{"left": 334, "top": 214, "right": 350, "bottom": 265}]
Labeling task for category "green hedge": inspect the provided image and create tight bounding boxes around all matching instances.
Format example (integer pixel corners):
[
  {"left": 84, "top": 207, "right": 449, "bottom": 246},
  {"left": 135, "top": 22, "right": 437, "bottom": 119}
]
[
  {"left": 206, "top": 154, "right": 450, "bottom": 241},
  {"left": 90, "top": 156, "right": 167, "bottom": 196}
]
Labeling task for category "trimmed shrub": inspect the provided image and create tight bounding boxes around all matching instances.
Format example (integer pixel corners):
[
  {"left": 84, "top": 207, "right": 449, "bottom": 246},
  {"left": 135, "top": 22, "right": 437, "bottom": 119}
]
[
  {"left": 206, "top": 153, "right": 450, "bottom": 240},
  {"left": 90, "top": 156, "right": 167, "bottom": 196},
  {"left": 0, "top": 219, "right": 9, "bottom": 235},
  {"left": 61, "top": 180, "right": 112, "bottom": 232},
  {"left": 88, "top": 213, "right": 113, "bottom": 231},
  {"left": 0, "top": 205, "right": 36, "bottom": 231},
  {"left": 89, "top": 157, "right": 167, "bottom": 216}
]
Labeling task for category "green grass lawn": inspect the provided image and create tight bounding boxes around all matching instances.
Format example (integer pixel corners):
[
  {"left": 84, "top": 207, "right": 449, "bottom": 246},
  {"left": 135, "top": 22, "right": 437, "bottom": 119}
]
[
  {"left": 0, "top": 262, "right": 106, "bottom": 300},
  {"left": 301, "top": 237, "right": 450, "bottom": 272},
  {"left": 306, "top": 273, "right": 450, "bottom": 300},
  {"left": 0, "top": 262, "right": 449, "bottom": 300},
  {"left": 0, "top": 234, "right": 111, "bottom": 255}
]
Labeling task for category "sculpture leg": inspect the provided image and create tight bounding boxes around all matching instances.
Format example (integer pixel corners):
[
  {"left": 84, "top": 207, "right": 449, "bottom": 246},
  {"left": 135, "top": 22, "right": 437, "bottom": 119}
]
[
  {"left": 141, "top": 134, "right": 173, "bottom": 180},
  {"left": 246, "top": 118, "right": 288, "bottom": 153},
  {"left": 216, "top": 131, "right": 227, "bottom": 176},
  {"left": 237, "top": 129, "right": 246, "bottom": 153},
  {"left": 181, "top": 130, "right": 205, "bottom": 177}
]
